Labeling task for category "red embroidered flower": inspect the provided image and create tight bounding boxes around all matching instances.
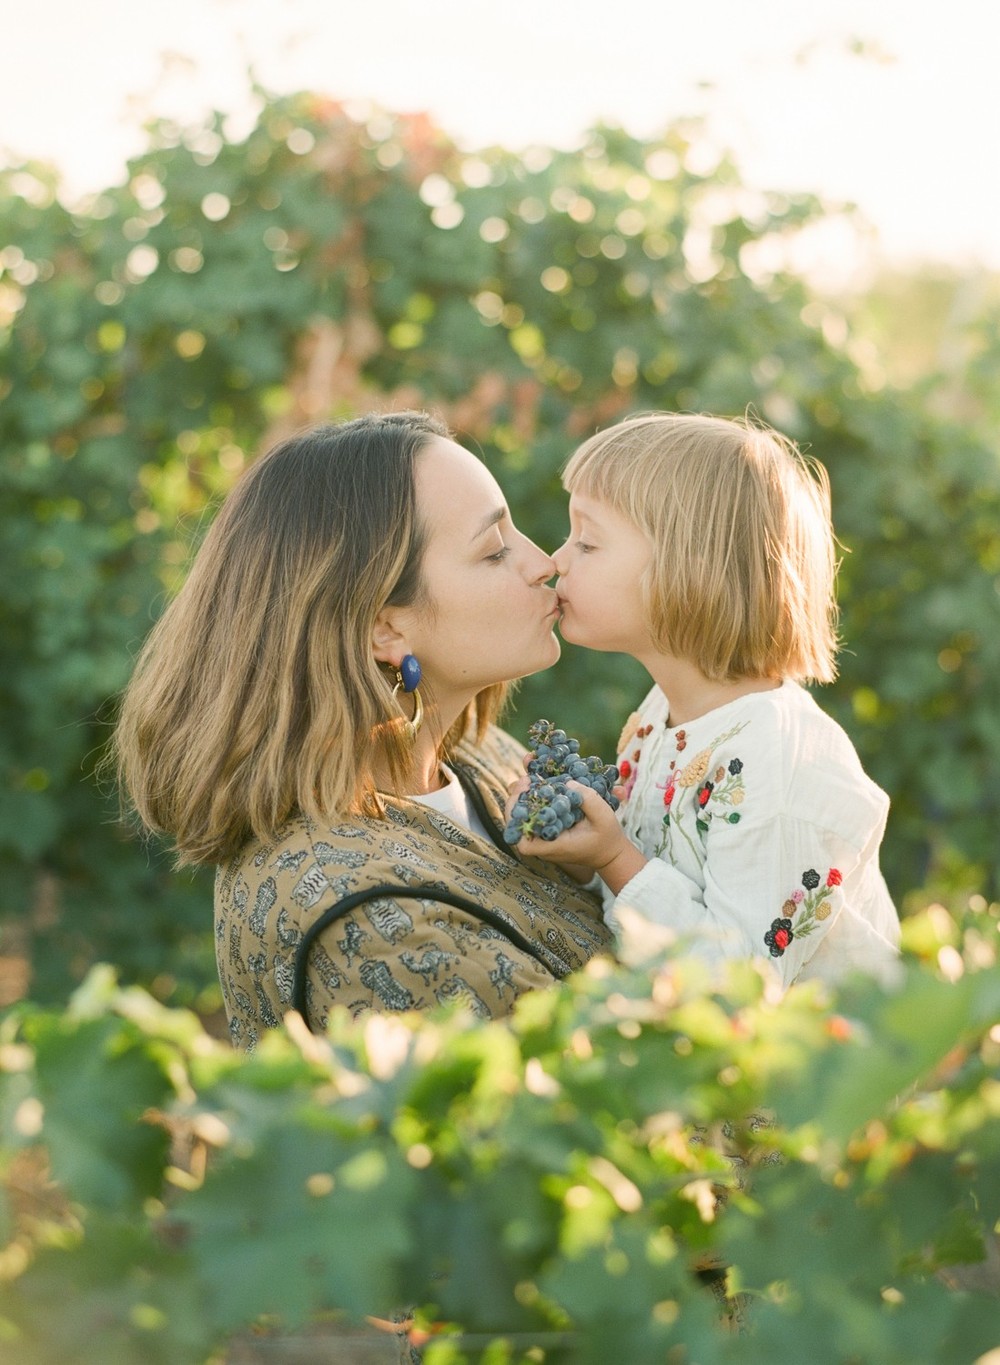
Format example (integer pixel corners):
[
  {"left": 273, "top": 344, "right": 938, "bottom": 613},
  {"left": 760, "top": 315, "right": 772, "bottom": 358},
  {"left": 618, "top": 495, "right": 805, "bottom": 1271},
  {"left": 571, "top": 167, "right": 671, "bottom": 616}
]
[
  {"left": 697, "top": 780, "right": 714, "bottom": 808},
  {"left": 619, "top": 759, "right": 633, "bottom": 781},
  {"left": 827, "top": 868, "right": 843, "bottom": 887},
  {"left": 662, "top": 779, "right": 675, "bottom": 808},
  {"left": 764, "top": 917, "right": 794, "bottom": 957}
]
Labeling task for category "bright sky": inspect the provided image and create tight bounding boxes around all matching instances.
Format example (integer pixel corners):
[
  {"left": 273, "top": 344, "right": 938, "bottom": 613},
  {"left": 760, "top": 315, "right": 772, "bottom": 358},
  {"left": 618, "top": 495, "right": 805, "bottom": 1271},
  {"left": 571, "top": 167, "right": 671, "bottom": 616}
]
[{"left": 2, "top": 0, "right": 998, "bottom": 279}]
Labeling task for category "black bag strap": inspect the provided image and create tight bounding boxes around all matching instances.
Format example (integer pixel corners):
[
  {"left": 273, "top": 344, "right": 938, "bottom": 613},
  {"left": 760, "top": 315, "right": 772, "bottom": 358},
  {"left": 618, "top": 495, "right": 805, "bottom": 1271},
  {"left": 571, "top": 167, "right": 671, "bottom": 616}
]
[
  {"left": 291, "top": 882, "right": 570, "bottom": 1027},
  {"left": 449, "top": 760, "right": 512, "bottom": 856}
]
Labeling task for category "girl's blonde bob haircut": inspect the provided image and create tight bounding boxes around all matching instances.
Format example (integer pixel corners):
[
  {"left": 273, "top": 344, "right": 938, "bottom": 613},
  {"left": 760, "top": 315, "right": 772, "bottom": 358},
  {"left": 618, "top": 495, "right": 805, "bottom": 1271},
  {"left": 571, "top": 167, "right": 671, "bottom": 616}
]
[
  {"left": 114, "top": 412, "right": 507, "bottom": 867},
  {"left": 563, "top": 412, "right": 839, "bottom": 684}
]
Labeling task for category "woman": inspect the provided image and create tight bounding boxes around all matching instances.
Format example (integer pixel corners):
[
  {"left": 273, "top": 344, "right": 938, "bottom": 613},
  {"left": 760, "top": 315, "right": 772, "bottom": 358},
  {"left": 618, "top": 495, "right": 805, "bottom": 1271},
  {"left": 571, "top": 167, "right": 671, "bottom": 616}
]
[{"left": 115, "top": 411, "right": 612, "bottom": 1048}]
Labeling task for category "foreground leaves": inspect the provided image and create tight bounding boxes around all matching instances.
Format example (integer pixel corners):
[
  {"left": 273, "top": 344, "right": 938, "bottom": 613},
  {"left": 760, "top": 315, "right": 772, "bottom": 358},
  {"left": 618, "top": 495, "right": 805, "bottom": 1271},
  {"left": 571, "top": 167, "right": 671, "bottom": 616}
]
[{"left": 0, "top": 901, "right": 996, "bottom": 1363}]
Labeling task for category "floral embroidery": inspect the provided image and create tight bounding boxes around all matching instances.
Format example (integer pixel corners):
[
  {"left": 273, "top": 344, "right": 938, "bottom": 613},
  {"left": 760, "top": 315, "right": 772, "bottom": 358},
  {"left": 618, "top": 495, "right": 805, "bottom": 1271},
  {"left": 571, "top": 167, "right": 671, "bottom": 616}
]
[
  {"left": 764, "top": 918, "right": 793, "bottom": 956},
  {"left": 692, "top": 756, "right": 747, "bottom": 837},
  {"left": 652, "top": 720, "right": 748, "bottom": 856},
  {"left": 617, "top": 711, "right": 642, "bottom": 754},
  {"left": 676, "top": 747, "right": 712, "bottom": 788},
  {"left": 764, "top": 869, "right": 841, "bottom": 957},
  {"left": 617, "top": 723, "right": 654, "bottom": 804}
]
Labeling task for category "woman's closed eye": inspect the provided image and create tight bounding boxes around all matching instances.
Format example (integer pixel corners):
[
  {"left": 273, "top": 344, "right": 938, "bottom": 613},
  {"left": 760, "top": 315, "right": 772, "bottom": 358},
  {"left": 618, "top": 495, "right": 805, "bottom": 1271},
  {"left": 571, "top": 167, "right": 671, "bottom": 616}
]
[{"left": 485, "top": 545, "right": 512, "bottom": 563}]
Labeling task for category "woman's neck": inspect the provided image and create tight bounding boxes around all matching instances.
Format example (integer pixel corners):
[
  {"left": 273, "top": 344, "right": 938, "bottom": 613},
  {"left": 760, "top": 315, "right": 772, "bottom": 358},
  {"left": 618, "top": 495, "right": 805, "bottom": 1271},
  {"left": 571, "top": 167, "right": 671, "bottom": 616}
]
[
  {"left": 372, "top": 700, "right": 465, "bottom": 796},
  {"left": 645, "top": 654, "right": 781, "bottom": 727},
  {"left": 405, "top": 734, "right": 449, "bottom": 794}
]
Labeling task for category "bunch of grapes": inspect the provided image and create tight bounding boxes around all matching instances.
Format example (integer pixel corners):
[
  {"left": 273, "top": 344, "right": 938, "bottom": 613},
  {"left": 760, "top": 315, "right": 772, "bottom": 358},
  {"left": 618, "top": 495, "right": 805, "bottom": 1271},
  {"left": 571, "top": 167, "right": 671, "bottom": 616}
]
[{"left": 503, "top": 719, "right": 621, "bottom": 844}]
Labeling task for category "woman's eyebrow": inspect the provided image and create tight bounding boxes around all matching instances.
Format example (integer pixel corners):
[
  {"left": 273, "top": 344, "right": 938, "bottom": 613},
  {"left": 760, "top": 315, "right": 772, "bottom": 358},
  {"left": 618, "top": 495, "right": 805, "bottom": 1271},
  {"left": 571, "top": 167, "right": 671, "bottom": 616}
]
[{"left": 471, "top": 506, "right": 507, "bottom": 541}]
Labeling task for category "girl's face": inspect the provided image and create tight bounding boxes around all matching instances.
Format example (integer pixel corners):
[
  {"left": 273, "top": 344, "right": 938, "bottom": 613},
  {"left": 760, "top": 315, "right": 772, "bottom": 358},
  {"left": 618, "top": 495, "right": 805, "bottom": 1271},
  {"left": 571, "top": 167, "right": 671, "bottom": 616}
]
[
  {"left": 379, "top": 437, "right": 561, "bottom": 705},
  {"left": 552, "top": 491, "right": 655, "bottom": 657}
]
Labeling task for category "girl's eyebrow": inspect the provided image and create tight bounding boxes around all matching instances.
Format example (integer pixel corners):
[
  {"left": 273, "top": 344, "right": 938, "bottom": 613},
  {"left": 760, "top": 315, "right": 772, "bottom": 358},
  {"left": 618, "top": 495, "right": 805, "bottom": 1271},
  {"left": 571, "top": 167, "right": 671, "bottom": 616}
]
[{"left": 471, "top": 506, "right": 506, "bottom": 541}]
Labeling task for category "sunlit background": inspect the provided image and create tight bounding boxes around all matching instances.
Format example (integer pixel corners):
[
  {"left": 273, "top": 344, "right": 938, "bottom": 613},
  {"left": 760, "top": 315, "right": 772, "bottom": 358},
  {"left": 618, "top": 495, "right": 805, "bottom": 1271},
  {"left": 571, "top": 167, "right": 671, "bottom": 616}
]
[{"left": 2, "top": 0, "right": 998, "bottom": 283}]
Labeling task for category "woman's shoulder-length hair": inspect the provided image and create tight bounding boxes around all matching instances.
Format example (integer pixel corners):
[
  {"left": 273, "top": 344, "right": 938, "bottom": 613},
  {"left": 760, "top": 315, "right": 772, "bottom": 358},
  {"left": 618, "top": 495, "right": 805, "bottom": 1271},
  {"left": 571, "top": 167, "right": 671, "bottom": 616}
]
[{"left": 113, "top": 411, "right": 507, "bottom": 866}]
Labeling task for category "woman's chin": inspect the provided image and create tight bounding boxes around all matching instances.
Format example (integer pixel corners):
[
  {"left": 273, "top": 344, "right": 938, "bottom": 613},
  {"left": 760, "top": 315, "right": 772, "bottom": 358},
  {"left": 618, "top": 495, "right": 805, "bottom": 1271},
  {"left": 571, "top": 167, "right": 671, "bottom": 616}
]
[{"left": 530, "top": 634, "right": 562, "bottom": 674}]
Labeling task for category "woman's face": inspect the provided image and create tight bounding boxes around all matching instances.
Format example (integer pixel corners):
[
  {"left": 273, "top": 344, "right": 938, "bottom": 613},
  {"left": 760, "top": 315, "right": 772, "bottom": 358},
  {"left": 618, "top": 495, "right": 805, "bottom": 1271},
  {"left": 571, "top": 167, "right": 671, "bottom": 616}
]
[{"left": 379, "top": 437, "right": 560, "bottom": 706}]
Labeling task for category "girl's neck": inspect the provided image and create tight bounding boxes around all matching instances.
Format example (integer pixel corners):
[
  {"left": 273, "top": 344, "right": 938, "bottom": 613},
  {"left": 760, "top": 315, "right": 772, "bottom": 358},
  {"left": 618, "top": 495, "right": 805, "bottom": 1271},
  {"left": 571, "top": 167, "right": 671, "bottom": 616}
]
[{"left": 646, "top": 655, "right": 782, "bottom": 727}]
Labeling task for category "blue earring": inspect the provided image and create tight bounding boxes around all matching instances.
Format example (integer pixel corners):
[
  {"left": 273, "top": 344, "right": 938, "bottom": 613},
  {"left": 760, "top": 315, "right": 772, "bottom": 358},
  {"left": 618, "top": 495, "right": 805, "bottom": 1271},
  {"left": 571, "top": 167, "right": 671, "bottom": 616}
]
[
  {"left": 397, "top": 654, "right": 421, "bottom": 693},
  {"left": 391, "top": 654, "right": 423, "bottom": 738}
]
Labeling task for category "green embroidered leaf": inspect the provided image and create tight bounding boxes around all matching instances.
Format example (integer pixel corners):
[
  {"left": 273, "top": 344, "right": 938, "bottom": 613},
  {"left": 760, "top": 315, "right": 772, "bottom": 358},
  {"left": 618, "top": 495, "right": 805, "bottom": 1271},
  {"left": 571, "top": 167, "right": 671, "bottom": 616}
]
[
  {"left": 728, "top": 813, "right": 741, "bottom": 824},
  {"left": 696, "top": 818, "right": 709, "bottom": 833}
]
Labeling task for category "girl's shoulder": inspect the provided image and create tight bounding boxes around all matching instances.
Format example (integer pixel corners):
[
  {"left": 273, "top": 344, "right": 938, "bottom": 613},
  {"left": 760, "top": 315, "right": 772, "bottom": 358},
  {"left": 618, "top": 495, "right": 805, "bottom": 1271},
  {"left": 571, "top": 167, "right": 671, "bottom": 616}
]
[
  {"left": 754, "top": 682, "right": 889, "bottom": 839},
  {"left": 661, "top": 681, "right": 888, "bottom": 842},
  {"left": 617, "top": 685, "right": 668, "bottom": 753}
]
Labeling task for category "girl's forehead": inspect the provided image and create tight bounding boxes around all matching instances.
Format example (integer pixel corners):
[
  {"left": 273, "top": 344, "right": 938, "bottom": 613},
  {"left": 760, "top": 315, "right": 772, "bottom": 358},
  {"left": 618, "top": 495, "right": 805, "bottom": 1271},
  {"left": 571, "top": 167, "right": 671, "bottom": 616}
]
[{"left": 569, "top": 489, "right": 610, "bottom": 520}]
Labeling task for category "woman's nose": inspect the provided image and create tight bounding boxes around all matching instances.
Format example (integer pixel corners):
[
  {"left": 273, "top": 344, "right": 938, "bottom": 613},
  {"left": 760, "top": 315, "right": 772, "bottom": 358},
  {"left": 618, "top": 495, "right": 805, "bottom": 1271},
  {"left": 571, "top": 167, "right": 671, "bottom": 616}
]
[{"left": 524, "top": 537, "right": 556, "bottom": 583}]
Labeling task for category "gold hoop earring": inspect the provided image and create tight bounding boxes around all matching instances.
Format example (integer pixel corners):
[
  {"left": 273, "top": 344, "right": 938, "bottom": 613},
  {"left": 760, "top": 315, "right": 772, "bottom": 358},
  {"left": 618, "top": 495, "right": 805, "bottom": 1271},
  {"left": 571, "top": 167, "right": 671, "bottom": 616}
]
[
  {"left": 391, "top": 655, "right": 424, "bottom": 740},
  {"left": 391, "top": 678, "right": 424, "bottom": 739}
]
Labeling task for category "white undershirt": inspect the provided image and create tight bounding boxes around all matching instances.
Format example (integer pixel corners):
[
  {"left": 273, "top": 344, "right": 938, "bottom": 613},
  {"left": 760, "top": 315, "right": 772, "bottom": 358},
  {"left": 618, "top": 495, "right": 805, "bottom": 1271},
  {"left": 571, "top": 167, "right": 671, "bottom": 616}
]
[{"left": 408, "top": 764, "right": 494, "bottom": 844}]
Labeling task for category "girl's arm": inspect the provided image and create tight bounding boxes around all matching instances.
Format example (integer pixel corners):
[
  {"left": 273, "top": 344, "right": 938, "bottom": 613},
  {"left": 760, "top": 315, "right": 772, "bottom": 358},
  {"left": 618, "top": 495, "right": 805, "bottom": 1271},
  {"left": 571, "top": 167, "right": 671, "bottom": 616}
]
[{"left": 517, "top": 784, "right": 900, "bottom": 989}]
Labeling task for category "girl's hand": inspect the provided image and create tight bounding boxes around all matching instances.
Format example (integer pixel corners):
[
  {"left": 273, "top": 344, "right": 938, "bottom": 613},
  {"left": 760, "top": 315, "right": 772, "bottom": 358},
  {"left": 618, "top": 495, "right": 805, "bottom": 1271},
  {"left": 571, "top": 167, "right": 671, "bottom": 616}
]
[
  {"left": 514, "top": 783, "right": 647, "bottom": 895},
  {"left": 504, "top": 775, "right": 591, "bottom": 885}
]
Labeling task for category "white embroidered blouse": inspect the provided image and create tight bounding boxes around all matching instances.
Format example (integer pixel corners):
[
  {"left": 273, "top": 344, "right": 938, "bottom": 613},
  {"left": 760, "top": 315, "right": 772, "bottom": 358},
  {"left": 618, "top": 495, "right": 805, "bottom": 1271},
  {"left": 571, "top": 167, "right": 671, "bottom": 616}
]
[{"left": 605, "top": 679, "right": 901, "bottom": 988}]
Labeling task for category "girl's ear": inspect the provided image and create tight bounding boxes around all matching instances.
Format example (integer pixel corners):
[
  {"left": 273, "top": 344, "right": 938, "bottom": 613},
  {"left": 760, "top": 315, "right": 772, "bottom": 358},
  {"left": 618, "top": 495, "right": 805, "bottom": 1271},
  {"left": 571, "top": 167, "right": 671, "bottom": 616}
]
[{"left": 371, "top": 611, "right": 408, "bottom": 668}]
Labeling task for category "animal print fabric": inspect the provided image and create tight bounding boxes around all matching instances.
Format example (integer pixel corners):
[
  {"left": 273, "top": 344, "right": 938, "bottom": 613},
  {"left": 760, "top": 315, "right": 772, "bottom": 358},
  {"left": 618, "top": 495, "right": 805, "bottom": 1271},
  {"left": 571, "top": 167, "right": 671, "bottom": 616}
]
[{"left": 215, "top": 726, "right": 613, "bottom": 1049}]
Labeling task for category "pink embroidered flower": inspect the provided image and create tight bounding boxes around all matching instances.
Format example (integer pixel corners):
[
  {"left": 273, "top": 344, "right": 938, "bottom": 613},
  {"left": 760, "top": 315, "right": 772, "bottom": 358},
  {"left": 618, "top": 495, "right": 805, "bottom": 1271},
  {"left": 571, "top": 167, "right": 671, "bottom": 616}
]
[
  {"left": 827, "top": 868, "right": 843, "bottom": 887},
  {"left": 790, "top": 889, "right": 805, "bottom": 904}
]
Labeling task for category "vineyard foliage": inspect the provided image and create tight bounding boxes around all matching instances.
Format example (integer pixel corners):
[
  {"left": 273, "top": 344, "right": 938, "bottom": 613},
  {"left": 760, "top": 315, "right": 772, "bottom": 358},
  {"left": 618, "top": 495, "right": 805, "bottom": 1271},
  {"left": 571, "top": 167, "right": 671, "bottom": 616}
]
[
  {"left": 0, "top": 901, "right": 997, "bottom": 1363},
  {"left": 0, "top": 89, "right": 998, "bottom": 1003}
]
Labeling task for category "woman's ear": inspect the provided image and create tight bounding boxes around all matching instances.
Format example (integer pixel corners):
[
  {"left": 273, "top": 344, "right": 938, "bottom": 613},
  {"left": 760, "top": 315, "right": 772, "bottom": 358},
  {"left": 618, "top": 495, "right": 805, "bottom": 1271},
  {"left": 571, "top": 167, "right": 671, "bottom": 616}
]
[{"left": 371, "top": 611, "right": 408, "bottom": 668}]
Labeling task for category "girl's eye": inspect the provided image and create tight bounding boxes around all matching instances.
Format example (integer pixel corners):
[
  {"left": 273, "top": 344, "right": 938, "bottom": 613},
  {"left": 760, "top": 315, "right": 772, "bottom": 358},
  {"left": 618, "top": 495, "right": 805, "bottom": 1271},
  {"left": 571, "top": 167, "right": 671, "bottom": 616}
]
[
  {"left": 486, "top": 546, "right": 512, "bottom": 563},
  {"left": 575, "top": 540, "right": 596, "bottom": 553}
]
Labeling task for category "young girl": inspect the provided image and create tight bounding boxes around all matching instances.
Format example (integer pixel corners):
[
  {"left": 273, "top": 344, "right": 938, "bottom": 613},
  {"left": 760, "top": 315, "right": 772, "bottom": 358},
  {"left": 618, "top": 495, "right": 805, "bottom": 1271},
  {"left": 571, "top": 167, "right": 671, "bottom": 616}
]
[{"left": 516, "top": 412, "right": 900, "bottom": 989}]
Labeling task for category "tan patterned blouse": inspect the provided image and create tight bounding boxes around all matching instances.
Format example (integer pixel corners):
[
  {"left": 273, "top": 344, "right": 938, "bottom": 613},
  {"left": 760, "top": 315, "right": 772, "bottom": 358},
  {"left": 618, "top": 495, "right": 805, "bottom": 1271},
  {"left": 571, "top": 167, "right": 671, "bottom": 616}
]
[{"left": 215, "top": 725, "right": 613, "bottom": 1049}]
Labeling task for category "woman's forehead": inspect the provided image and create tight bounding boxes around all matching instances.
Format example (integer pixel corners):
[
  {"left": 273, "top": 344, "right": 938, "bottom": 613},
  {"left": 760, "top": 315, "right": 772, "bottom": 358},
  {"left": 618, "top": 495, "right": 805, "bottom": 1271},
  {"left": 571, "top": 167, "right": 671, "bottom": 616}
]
[{"left": 415, "top": 437, "right": 504, "bottom": 527}]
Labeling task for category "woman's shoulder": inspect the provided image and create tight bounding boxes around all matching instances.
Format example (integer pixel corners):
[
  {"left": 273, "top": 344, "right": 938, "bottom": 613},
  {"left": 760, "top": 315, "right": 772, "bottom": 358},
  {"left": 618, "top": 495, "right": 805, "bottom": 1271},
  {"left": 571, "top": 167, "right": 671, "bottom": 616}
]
[{"left": 215, "top": 810, "right": 381, "bottom": 907}]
